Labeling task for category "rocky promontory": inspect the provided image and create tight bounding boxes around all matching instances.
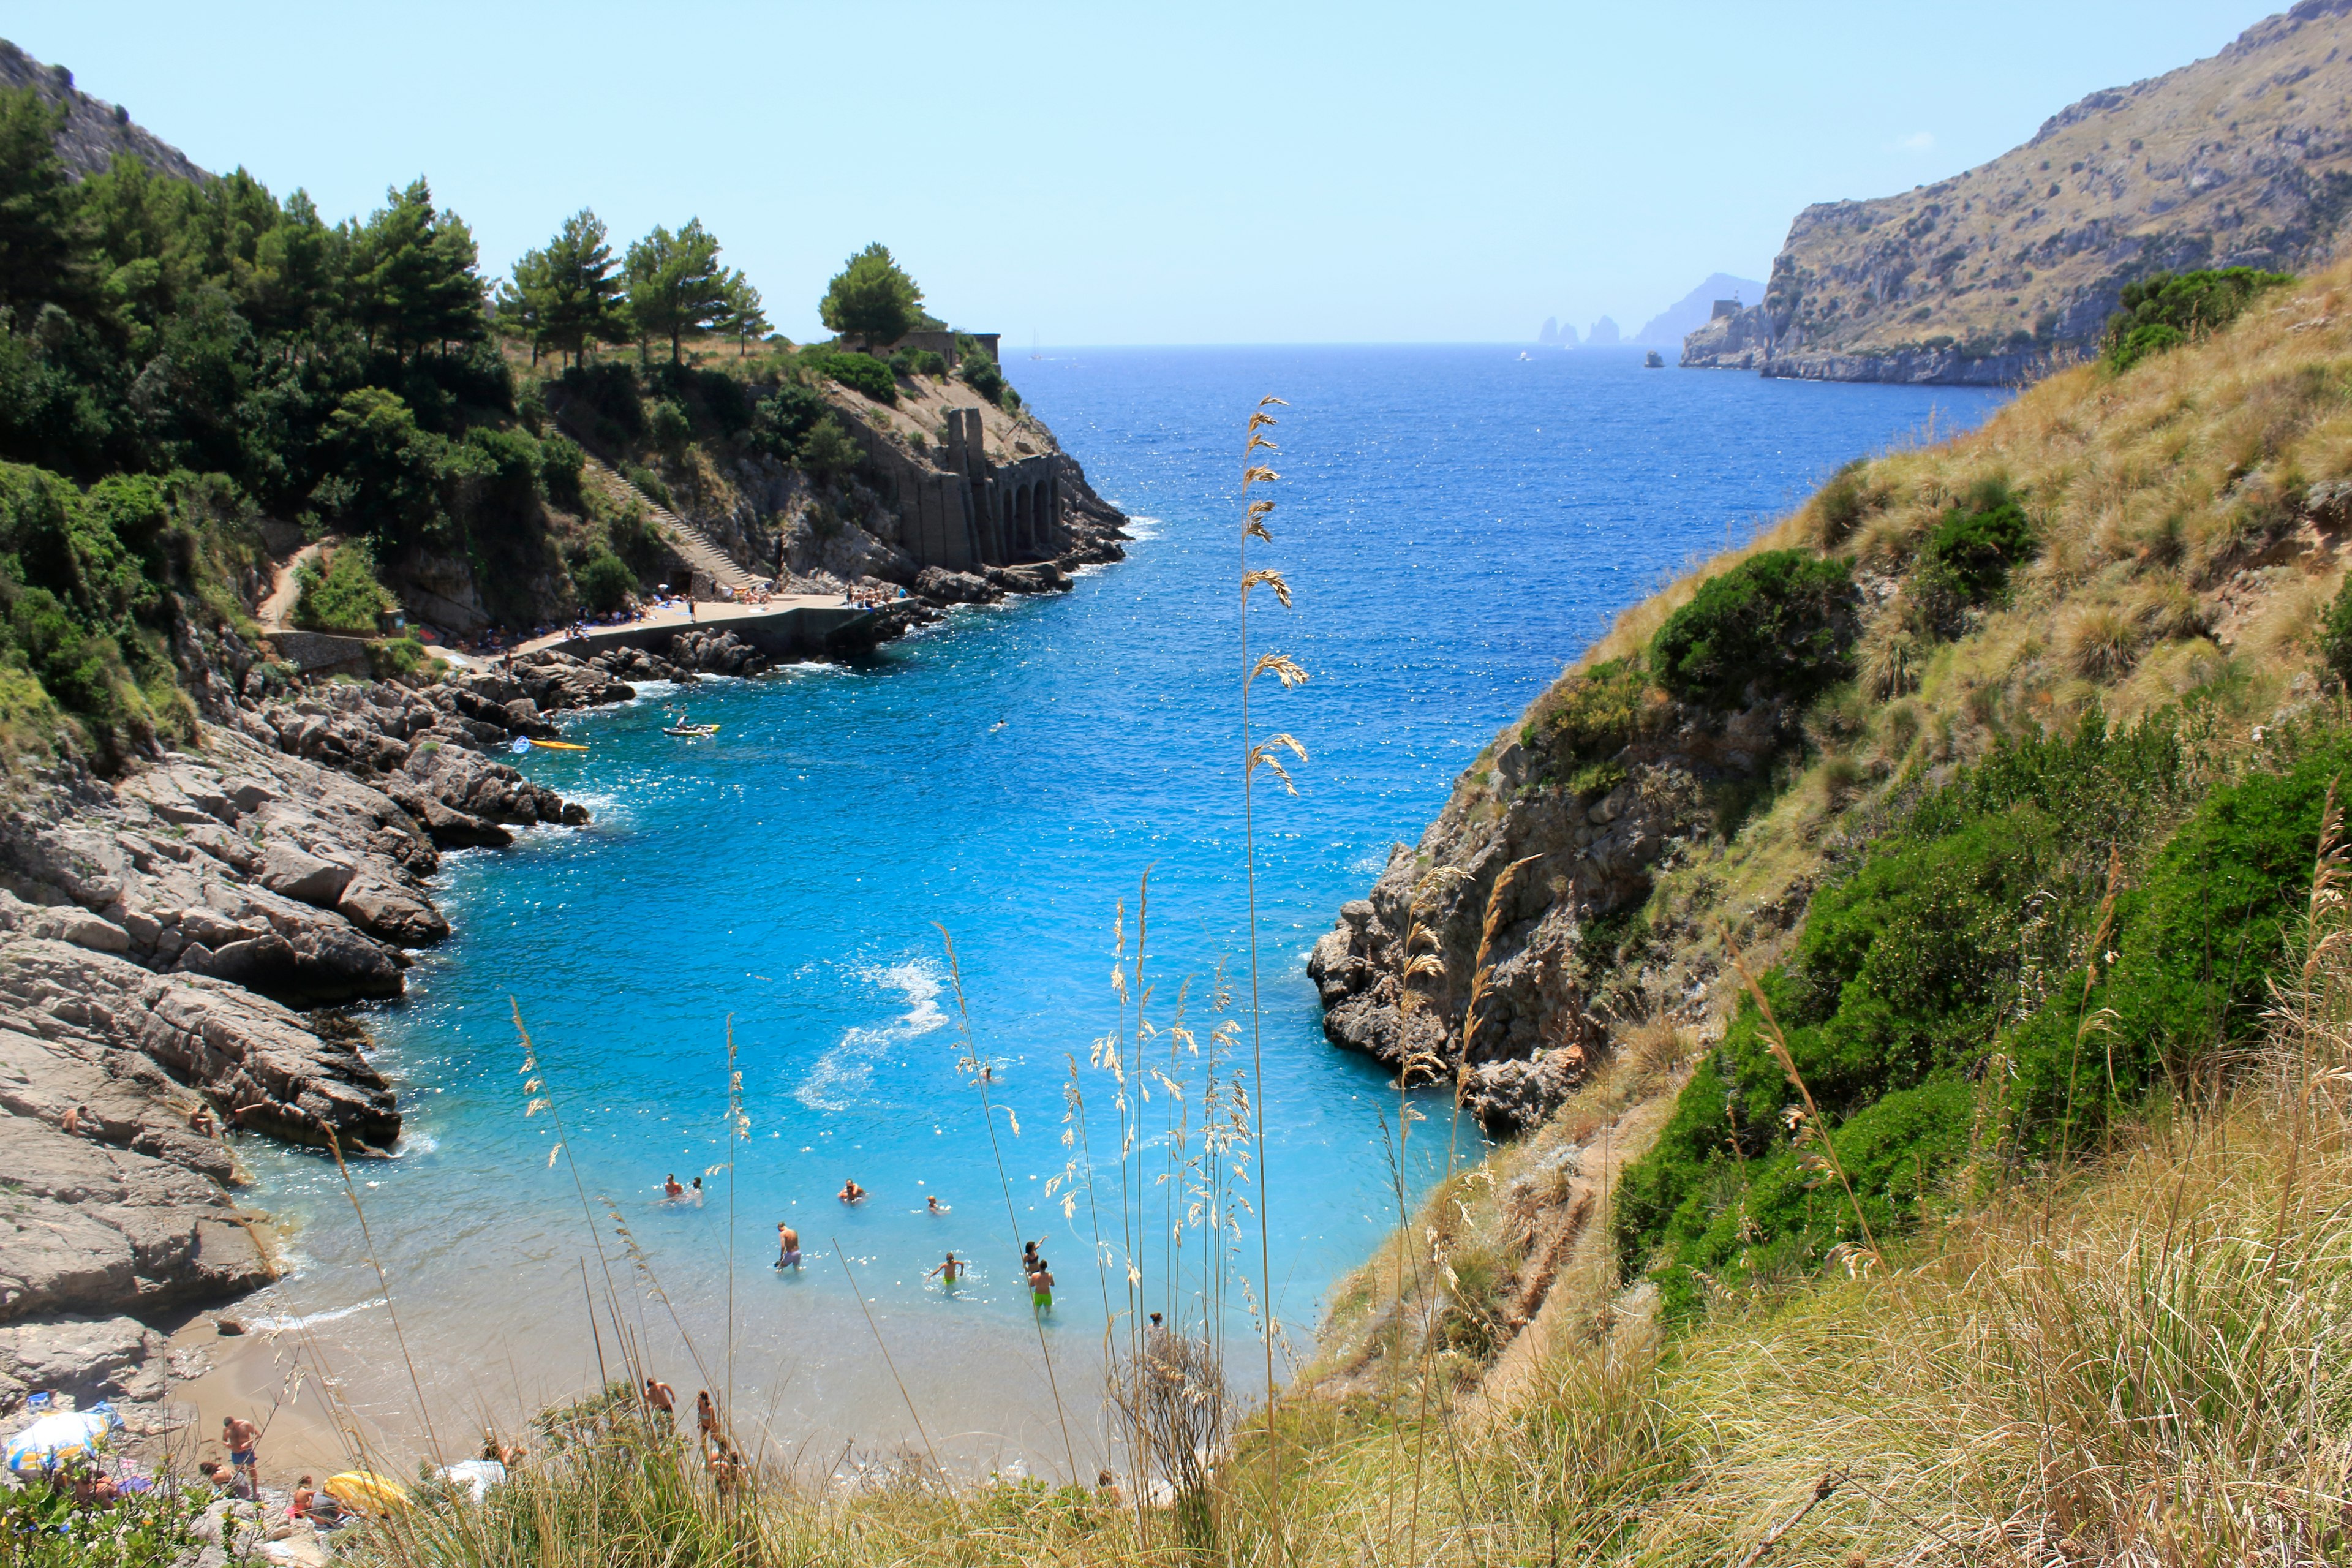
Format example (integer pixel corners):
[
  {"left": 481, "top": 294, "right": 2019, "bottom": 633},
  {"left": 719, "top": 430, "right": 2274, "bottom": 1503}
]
[{"left": 1686, "top": 1, "right": 2352, "bottom": 383}]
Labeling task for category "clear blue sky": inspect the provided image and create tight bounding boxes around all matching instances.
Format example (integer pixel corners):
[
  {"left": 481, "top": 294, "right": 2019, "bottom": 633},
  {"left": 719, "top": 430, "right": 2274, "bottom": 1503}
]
[{"left": 12, "top": 1, "right": 2285, "bottom": 345}]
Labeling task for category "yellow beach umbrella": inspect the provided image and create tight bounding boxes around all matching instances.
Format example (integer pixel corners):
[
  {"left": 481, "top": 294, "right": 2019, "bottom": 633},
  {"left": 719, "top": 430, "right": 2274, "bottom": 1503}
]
[{"left": 324, "top": 1471, "right": 409, "bottom": 1512}]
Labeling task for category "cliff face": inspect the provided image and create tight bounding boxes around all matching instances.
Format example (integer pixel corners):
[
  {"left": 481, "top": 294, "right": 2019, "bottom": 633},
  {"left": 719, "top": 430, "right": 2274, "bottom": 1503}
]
[
  {"left": 0, "top": 40, "right": 209, "bottom": 184},
  {"left": 1686, "top": 1, "right": 2352, "bottom": 383}
]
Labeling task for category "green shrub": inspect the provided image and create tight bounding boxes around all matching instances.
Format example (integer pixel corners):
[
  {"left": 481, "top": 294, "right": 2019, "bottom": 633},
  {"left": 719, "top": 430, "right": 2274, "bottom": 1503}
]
[
  {"left": 572, "top": 549, "right": 636, "bottom": 613},
  {"left": 294, "top": 540, "right": 398, "bottom": 633},
  {"left": 647, "top": 399, "right": 690, "bottom": 454},
  {"left": 2320, "top": 574, "right": 2352, "bottom": 688},
  {"left": 622, "top": 464, "right": 672, "bottom": 510},
  {"left": 797, "top": 416, "right": 861, "bottom": 483},
  {"left": 889, "top": 347, "right": 947, "bottom": 378},
  {"left": 2103, "top": 267, "right": 2294, "bottom": 372},
  {"left": 1919, "top": 488, "right": 2035, "bottom": 606},
  {"left": 368, "top": 634, "right": 431, "bottom": 680},
  {"left": 539, "top": 435, "right": 585, "bottom": 508},
  {"left": 957, "top": 336, "right": 1008, "bottom": 404},
  {"left": 1531, "top": 657, "right": 1657, "bottom": 765},
  {"left": 750, "top": 383, "right": 827, "bottom": 461},
  {"left": 1649, "top": 550, "right": 1858, "bottom": 707},
  {"left": 809, "top": 350, "right": 897, "bottom": 405},
  {"left": 1615, "top": 712, "right": 2348, "bottom": 1317}
]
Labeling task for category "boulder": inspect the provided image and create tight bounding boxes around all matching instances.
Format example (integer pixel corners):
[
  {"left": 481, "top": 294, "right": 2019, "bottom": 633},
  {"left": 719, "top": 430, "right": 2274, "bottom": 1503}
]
[
  {"left": 914, "top": 567, "right": 1001, "bottom": 605},
  {"left": 258, "top": 843, "right": 355, "bottom": 907},
  {"left": 0, "top": 1314, "right": 168, "bottom": 1413}
]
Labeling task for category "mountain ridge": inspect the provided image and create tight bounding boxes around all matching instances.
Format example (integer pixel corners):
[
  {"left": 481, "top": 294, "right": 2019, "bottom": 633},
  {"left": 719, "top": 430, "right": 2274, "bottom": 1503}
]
[
  {"left": 1686, "top": 0, "right": 2352, "bottom": 383},
  {"left": 0, "top": 39, "right": 208, "bottom": 184}
]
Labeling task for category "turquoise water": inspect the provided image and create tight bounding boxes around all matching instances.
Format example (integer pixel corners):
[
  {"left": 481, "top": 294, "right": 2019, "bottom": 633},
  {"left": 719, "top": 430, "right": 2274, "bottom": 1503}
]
[{"left": 238, "top": 347, "right": 2005, "bottom": 1474}]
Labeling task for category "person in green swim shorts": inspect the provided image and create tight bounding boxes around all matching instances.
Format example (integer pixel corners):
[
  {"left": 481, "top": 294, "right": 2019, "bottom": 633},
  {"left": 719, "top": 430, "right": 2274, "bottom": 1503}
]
[{"left": 1028, "top": 1258, "right": 1055, "bottom": 1311}]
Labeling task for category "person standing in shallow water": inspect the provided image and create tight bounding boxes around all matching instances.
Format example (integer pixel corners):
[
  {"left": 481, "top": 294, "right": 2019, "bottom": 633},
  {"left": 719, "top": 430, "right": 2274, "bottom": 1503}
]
[
  {"left": 774, "top": 1223, "right": 800, "bottom": 1268},
  {"left": 695, "top": 1389, "right": 720, "bottom": 1450},
  {"left": 644, "top": 1378, "right": 676, "bottom": 1425},
  {"left": 928, "top": 1252, "right": 966, "bottom": 1289},
  {"left": 1029, "top": 1257, "right": 1054, "bottom": 1312}
]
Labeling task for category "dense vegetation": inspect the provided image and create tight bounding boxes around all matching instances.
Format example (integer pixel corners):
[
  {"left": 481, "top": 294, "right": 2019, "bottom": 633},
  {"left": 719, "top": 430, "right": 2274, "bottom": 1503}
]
[
  {"left": 1646, "top": 549, "right": 1858, "bottom": 706},
  {"left": 2102, "top": 265, "right": 2294, "bottom": 372},
  {"left": 0, "top": 81, "right": 1022, "bottom": 758}
]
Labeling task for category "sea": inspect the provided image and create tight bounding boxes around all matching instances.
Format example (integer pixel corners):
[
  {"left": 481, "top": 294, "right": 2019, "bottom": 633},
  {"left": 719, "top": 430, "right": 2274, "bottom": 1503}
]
[{"left": 225, "top": 345, "right": 2006, "bottom": 1477}]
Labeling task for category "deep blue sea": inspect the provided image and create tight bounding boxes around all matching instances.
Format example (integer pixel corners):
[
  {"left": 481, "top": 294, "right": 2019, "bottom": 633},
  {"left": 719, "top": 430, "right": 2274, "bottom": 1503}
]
[{"left": 235, "top": 346, "right": 2004, "bottom": 1474}]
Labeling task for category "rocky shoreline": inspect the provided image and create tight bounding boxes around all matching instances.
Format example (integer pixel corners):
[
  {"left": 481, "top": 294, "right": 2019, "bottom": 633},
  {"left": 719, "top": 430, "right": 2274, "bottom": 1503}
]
[{"left": 0, "top": 502, "right": 1126, "bottom": 1444}]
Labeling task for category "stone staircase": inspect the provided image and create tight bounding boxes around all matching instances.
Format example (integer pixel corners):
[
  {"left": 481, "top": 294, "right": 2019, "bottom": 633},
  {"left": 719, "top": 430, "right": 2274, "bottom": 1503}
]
[{"left": 549, "top": 409, "right": 761, "bottom": 593}]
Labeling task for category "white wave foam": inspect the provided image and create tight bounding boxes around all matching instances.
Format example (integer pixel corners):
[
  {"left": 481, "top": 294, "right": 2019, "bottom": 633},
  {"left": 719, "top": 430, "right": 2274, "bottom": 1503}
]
[
  {"left": 794, "top": 960, "right": 948, "bottom": 1112},
  {"left": 245, "top": 1297, "right": 389, "bottom": 1334},
  {"left": 1123, "top": 515, "right": 1164, "bottom": 541}
]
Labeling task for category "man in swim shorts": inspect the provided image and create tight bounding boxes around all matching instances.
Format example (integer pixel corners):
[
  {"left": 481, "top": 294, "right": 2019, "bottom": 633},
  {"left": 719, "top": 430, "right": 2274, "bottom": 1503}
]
[
  {"left": 1029, "top": 1259, "right": 1054, "bottom": 1311},
  {"left": 644, "top": 1378, "right": 676, "bottom": 1424},
  {"left": 774, "top": 1223, "right": 800, "bottom": 1268},
  {"left": 838, "top": 1178, "right": 865, "bottom": 1204},
  {"left": 928, "top": 1251, "right": 966, "bottom": 1287},
  {"left": 222, "top": 1414, "right": 260, "bottom": 1491}
]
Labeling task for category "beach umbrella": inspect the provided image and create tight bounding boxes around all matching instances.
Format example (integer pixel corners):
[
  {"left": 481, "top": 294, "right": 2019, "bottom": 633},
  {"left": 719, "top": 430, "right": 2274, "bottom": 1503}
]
[
  {"left": 4, "top": 1410, "right": 116, "bottom": 1472},
  {"left": 323, "top": 1471, "right": 409, "bottom": 1513}
]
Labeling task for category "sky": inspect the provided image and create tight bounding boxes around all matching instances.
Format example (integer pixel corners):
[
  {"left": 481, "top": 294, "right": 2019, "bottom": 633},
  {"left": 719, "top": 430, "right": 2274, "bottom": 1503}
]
[{"left": 11, "top": 1, "right": 2289, "bottom": 345}]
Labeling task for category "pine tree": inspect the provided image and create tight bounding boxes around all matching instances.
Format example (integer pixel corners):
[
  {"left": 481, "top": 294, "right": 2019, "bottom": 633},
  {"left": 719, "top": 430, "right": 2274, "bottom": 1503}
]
[
  {"left": 623, "top": 218, "right": 730, "bottom": 364},
  {"left": 720, "top": 274, "right": 769, "bottom": 357},
  {"left": 817, "top": 242, "right": 922, "bottom": 350},
  {"left": 348, "top": 178, "right": 484, "bottom": 361}
]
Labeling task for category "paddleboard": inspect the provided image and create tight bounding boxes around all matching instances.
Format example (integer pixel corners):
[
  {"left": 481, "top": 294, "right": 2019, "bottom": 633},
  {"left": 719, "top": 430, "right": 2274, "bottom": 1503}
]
[{"left": 530, "top": 739, "right": 587, "bottom": 751}]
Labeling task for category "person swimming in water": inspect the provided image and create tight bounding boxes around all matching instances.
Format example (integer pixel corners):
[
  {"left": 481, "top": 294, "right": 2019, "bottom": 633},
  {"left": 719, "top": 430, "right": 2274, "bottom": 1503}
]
[
  {"left": 927, "top": 1251, "right": 967, "bottom": 1289},
  {"left": 774, "top": 1223, "right": 801, "bottom": 1269},
  {"left": 925, "top": 1194, "right": 949, "bottom": 1215},
  {"left": 663, "top": 1174, "right": 684, "bottom": 1200},
  {"left": 838, "top": 1178, "right": 866, "bottom": 1204},
  {"left": 690, "top": 1176, "right": 704, "bottom": 1204}
]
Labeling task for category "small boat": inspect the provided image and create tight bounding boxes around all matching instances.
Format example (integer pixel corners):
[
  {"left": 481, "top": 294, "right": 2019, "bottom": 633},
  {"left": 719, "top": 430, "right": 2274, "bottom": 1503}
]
[
  {"left": 530, "top": 738, "right": 587, "bottom": 752},
  {"left": 663, "top": 722, "right": 721, "bottom": 737}
]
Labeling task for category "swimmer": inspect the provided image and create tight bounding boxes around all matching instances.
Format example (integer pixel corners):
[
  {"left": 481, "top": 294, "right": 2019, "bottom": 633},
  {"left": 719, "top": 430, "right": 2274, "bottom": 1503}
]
[
  {"left": 925, "top": 1194, "right": 949, "bottom": 1215},
  {"left": 644, "top": 1378, "right": 676, "bottom": 1422},
  {"left": 695, "top": 1389, "right": 721, "bottom": 1447},
  {"left": 690, "top": 1176, "right": 704, "bottom": 1203},
  {"left": 928, "top": 1251, "right": 967, "bottom": 1287},
  {"left": 838, "top": 1178, "right": 866, "bottom": 1204},
  {"left": 1029, "top": 1259, "right": 1055, "bottom": 1312},
  {"left": 774, "top": 1223, "right": 801, "bottom": 1269},
  {"left": 663, "top": 1174, "right": 684, "bottom": 1200}
]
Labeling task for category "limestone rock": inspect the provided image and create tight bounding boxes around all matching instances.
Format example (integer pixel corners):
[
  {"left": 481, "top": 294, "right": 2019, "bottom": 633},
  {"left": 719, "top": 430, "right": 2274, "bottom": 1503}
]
[
  {"left": 914, "top": 567, "right": 1001, "bottom": 605},
  {"left": 0, "top": 1314, "right": 168, "bottom": 1414}
]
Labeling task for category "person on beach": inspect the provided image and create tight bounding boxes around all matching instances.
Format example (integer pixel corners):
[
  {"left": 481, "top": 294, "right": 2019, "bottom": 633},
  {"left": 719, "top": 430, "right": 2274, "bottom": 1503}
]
[
  {"left": 838, "top": 1178, "right": 865, "bottom": 1204},
  {"left": 189, "top": 1103, "right": 216, "bottom": 1137},
  {"left": 928, "top": 1251, "right": 967, "bottom": 1287},
  {"left": 644, "top": 1378, "right": 676, "bottom": 1423},
  {"left": 289, "top": 1477, "right": 316, "bottom": 1520},
  {"left": 695, "top": 1390, "right": 721, "bottom": 1449},
  {"left": 774, "top": 1223, "right": 801, "bottom": 1268},
  {"left": 925, "top": 1194, "right": 948, "bottom": 1215},
  {"left": 222, "top": 1415, "right": 260, "bottom": 1492},
  {"left": 1029, "top": 1259, "right": 1055, "bottom": 1312},
  {"left": 663, "top": 1174, "right": 685, "bottom": 1200}
]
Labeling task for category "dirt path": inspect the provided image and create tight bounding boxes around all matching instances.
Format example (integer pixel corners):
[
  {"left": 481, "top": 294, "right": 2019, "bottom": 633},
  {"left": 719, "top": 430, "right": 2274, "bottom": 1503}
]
[
  {"left": 1461, "top": 1097, "right": 1670, "bottom": 1424},
  {"left": 256, "top": 539, "right": 328, "bottom": 631}
]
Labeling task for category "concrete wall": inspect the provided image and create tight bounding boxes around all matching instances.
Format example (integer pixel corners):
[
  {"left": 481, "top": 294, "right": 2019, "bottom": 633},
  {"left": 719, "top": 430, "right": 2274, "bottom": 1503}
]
[{"left": 843, "top": 405, "right": 1063, "bottom": 573}]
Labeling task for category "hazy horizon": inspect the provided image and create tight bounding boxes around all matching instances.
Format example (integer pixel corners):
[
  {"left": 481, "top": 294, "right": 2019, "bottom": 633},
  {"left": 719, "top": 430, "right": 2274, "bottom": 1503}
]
[{"left": 10, "top": 1, "right": 2285, "bottom": 345}]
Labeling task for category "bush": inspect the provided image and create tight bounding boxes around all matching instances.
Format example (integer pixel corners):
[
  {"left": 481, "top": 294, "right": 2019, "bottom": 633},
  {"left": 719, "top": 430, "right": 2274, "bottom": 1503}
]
[
  {"left": 622, "top": 464, "right": 672, "bottom": 510},
  {"left": 1918, "top": 488, "right": 2035, "bottom": 609},
  {"left": 889, "top": 347, "right": 947, "bottom": 378},
  {"left": 2320, "top": 575, "right": 2352, "bottom": 688},
  {"left": 797, "top": 416, "right": 861, "bottom": 483},
  {"left": 1531, "top": 657, "right": 1658, "bottom": 766},
  {"left": 1615, "top": 712, "right": 2346, "bottom": 1317},
  {"left": 957, "top": 335, "right": 1008, "bottom": 404},
  {"left": 294, "top": 540, "right": 397, "bottom": 632},
  {"left": 539, "top": 435, "right": 584, "bottom": 509},
  {"left": 809, "top": 350, "right": 897, "bottom": 405},
  {"left": 368, "top": 634, "right": 431, "bottom": 680},
  {"left": 1649, "top": 550, "right": 1859, "bottom": 707},
  {"left": 572, "top": 549, "right": 636, "bottom": 613},
  {"left": 749, "top": 383, "right": 827, "bottom": 461},
  {"left": 2103, "top": 267, "right": 2294, "bottom": 372}
]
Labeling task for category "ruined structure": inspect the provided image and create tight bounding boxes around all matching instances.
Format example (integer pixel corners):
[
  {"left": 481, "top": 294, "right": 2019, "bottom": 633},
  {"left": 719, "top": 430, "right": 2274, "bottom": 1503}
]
[{"left": 843, "top": 405, "right": 1067, "bottom": 571}]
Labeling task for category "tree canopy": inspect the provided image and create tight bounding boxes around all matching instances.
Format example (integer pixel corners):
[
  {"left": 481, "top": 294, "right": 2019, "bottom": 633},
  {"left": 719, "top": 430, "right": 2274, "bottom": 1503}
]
[
  {"left": 818, "top": 243, "right": 923, "bottom": 348},
  {"left": 499, "top": 208, "right": 626, "bottom": 368},
  {"left": 624, "top": 219, "right": 735, "bottom": 364}
]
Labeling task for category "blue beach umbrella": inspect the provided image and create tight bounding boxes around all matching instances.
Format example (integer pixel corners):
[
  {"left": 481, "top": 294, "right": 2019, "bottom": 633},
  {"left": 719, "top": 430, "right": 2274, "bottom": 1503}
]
[{"left": 5, "top": 1408, "right": 119, "bottom": 1472}]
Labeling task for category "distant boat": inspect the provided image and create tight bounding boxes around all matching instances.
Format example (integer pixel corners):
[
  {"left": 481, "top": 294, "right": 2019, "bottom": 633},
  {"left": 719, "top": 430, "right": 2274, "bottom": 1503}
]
[{"left": 1643, "top": 350, "right": 1665, "bottom": 368}]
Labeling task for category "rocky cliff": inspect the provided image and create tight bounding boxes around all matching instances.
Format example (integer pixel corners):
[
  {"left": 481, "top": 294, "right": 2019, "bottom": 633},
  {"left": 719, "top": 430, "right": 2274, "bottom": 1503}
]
[
  {"left": 1686, "top": 1, "right": 2352, "bottom": 383},
  {"left": 0, "top": 39, "right": 208, "bottom": 184},
  {"left": 1317, "top": 252, "right": 2352, "bottom": 1136}
]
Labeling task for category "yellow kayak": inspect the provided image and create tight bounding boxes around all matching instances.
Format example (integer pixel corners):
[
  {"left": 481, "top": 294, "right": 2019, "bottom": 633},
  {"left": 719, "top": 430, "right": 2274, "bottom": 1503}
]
[
  {"left": 530, "top": 739, "right": 588, "bottom": 752},
  {"left": 325, "top": 1471, "right": 410, "bottom": 1512}
]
